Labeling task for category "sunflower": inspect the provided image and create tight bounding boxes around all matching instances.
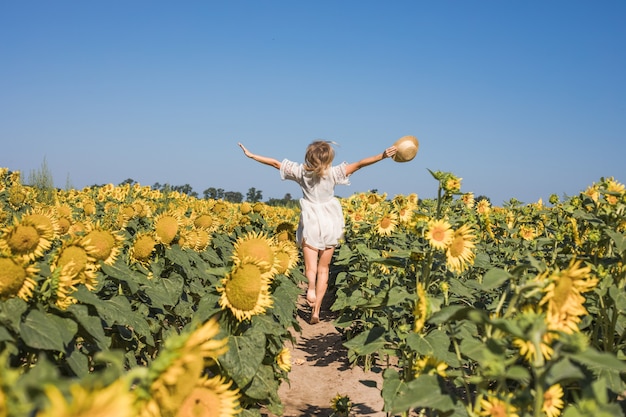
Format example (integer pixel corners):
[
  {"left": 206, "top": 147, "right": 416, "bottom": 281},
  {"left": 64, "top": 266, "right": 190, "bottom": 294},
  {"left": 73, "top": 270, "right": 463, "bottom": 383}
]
[
  {"left": 140, "top": 318, "right": 230, "bottom": 417},
  {"left": 231, "top": 231, "right": 278, "bottom": 275},
  {"left": 51, "top": 238, "right": 99, "bottom": 291},
  {"left": 7, "top": 186, "right": 30, "bottom": 210},
  {"left": 129, "top": 233, "right": 158, "bottom": 267},
  {"left": 274, "top": 240, "right": 299, "bottom": 276},
  {"left": 542, "top": 384, "right": 564, "bottom": 417},
  {"left": 518, "top": 225, "right": 536, "bottom": 241},
  {"left": 446, "top": 224, "right": 476, "bottom": 273},
  {"left": 375, "top": 211, "right": 398, "bottom": 236},
  {"left": 153, "top": 211, "right": 183, "bottom": 246},
  {"left": 275, "top": 221, "right": 296, "bottom": 242},
  {"left": 218, "top": 259, "right": 274, "bottom": 322},
  {"left": 330, "top": 394, "right": 352, "bottom": 417},
  {"left": 82, "top": 224, "right": 124, "bottom": 266},
  {"left": 582, "top": 184, "right": 599, "bottom": 203},
  {"left": 604, "top": 178, "right": 625, "bottom": 205},
  {"left": 413, "top": 355, "right": 448, "bottom": 377},
  {"left": 461, "top": 192, "right": 475, "bottom": 208},
  {"left": 36, "top": 379, "right": 136, "bottom": 417},
  {"left": 476, "top": 199, "right": 491, "bottom": 215},
  {"left": 183, "top": 227, "right": 211, "bottom": 252},
  {"left": 176, "top": 375, "right": 241, "bottom": 417},
  {"left": 478, "top": 393, "right": 519, "bottom": 417},
  {"left": 57, "top": 217, "right": 71, "bottom": 235},
  {"left": 276, "top": 347, "right": 292, "bottom": 372},
  {"left": 513, "top": 335, "right": 554, "bottom": 363},
  {"left": 193, "top": 213, "right": 214, "bottom": 230},
  {"left": 394, "top": 203, "right": 416, "bottom": 225},
  {"left": 0, "top": 210, "right": 57, "bottom": 261},
  {"left": 443, "top": 176, "right": 462, "bottom": 193},
  {"left": 0, "top": 257, "right": 38, "bottom": 301},
  {"left": 539, "top": 259, "right": 598, "bottom": 334},
  {"left": 425, "top": 219, "right": 453, "bottom": 250}
]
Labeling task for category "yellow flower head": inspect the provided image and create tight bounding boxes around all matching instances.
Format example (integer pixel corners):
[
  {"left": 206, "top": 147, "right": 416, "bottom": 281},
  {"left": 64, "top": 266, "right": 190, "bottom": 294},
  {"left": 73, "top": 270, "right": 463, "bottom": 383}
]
[
  {"left": 218, "top": 259, "right": 274, "bottom": 322},
  {"left": 476, "top": 199, "right": 492, "bottom": 215},
  {"left": 274, "top": 240, "right": 299, "bottom": 276},
  {"left": 413, "top": 355, "right": 448, "bottom": 377},
  {"left": 130, "top": 233, "right": 158, "bottom": 266},
  {"left": 446, "top": 224, "right": 476, "bottom": 273},
  {"left": 175, "top": 375, "right": 241, "bottom": 417},
  {"left": 461, "top": 192, "right": 475, "bottom": 208},
  {"left": 231, "top": 231, "right": 278, "bottom": 275},
  {"left": 51, "top": 238, "right": 99, "bottom": 292},
  {"left": 0, "top": 257, "right": 38, "bottom": 301},
  {"left": 518, "top": 225, "right": 536, "bottom": 241},
  {"left": 543, "top": 384, "right": 564, "bottom": 417},
  {"left": 36, "top": 379, "right": 136, "bottom": 417},
  {"left": 140, "top": 318, "right": 231, "bottom": 417},
  {"left": 376, "top": 211, "right": 398, "bottom": 236},
  {"left": 425, "top": 219, "right": 453, "bottom": 250},
  {"left": 479, "top": 392, "right": 519, "bottom": 417},
  {"left": 153, "top": 211, "right": 183, "bottom": 246},
  {"left": 276, "top": 347, "right": 292, "bottom": 372},
  {"left": 81, "top": 224, "right": 124, "bottom": 266},
  {"left": 539, "top": 259, "right": 598, "bottom": 334},
  {"left": 193, "top": 213, "right": 215, "bottom": 230},
  {"left": 0, "top": 209, "right": 57, "bottom": 261}
]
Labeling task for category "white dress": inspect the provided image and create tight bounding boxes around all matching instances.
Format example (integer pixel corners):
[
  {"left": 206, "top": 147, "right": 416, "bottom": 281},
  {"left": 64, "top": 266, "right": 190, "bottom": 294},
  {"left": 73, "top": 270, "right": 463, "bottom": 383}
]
[{"left": 280, "top": 159, "right": 351, "bottom": 250}]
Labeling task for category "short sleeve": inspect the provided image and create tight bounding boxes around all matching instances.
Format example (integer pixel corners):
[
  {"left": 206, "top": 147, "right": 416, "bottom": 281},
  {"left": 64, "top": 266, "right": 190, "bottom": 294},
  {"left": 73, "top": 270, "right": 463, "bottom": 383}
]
[
  {"left": 331, "top": 162, "right": 350, "bottom": 186},
  {"left": 280, "top": 159, "right": 302, "bottom": 182}
]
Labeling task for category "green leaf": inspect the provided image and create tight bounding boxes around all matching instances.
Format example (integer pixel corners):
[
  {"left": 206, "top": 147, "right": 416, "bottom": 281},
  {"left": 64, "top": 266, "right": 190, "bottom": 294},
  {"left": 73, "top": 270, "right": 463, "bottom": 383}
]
[
  {"left": 406, "top": 330, "right": 450, "bottom": 357},
  {"left": 387, "top": 286, "right": 411, "bottom": 306},
  {"left": 66, "top": 348, "right": 89, "bottom": 377},
  {"left": 67, "top": 304, "right": 108, "bottom": 349},
  {"left": 270, "top": 277, "right": 300, "bottom": 327},
  {"left": 606, "top": 229, "right": 626, "bottom": 254},
  {"left": 382, "top": 371, "right": 454, "bottom": 413},
  {"left": 567, "top": 348, "right": 626, "bottom": 373},
  {"left": 100, "top": 261, "right": 143, "bottom": 293},
  {"left": 0, "top": 326, "right": 13, "bottom": 343},
  {"left": 220, "top": 328, "right": 266, "bottom": 388},
  {"left": 141, "top": 274, "right": 184, "bottom": 308},
  {"left": 0, "top": 298, "right": 28, "bottom": 332},
  {"left": 546, "top": 358, "right": 586, "bottom": 385},
  {"left": 481, "top": 268, "right": 512, "bottom": 290},
  {"left": 20, "top": 310, "right": 78, "bottom": 352},
  {"left": 343, "top": 326, "right": 386, "bottom": 356},
  {"left": 243, "top": 363, "right": 279, "bottom": 400},
  {"left": 428, "top": 305, "right": 473, "bottom": 325}
]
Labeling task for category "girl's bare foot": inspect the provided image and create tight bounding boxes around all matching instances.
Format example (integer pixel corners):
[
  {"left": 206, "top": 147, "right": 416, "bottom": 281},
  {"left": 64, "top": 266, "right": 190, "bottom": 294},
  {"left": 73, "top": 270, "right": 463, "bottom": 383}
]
[
  {"left": 306, "top": 288, "right": 316, "bottom": 307},
  {"left": 310, "top": 314, "right": 320, "bottom": 324}
]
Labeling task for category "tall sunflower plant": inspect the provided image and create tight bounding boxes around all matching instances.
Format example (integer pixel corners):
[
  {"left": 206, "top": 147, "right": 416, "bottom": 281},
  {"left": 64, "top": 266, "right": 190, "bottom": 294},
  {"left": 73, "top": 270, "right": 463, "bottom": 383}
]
[{"left": 331, "top": 172, "right": 626, "bottom": 416}]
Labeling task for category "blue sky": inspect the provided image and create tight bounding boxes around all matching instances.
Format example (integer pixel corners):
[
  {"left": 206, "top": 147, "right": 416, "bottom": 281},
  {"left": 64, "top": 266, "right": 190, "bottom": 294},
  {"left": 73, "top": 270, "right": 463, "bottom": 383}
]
[{"left": 2, "top": 1, "right": 624, "bottom": 205}]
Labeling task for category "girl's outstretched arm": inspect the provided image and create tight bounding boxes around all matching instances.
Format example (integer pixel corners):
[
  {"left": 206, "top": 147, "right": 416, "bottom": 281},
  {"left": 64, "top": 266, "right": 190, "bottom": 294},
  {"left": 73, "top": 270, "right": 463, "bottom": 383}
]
[
  {"left": 345, "top": 146, "right": 397, "bottom": 176},
  {"left": 238, "top": 143, "right": 281, "bottom": 170}
]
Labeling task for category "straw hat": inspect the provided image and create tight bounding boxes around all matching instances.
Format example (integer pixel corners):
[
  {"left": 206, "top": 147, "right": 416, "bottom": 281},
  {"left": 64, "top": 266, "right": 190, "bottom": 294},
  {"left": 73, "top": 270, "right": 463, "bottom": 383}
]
[{"left": 392, "top": 135, "right": 419, "bottom": 162}]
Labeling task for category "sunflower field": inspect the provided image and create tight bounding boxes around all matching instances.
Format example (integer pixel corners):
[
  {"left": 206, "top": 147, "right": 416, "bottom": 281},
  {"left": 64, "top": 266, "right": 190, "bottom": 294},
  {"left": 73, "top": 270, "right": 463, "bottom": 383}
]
[{"left": 0, "top": 166, "right": 625, "bottom": 417}]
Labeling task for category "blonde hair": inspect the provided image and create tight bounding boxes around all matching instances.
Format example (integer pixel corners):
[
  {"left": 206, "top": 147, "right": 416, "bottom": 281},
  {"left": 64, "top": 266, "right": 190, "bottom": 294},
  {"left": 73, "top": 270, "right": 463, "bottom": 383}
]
[{"left": 303, "top": 141, "right": 335, "bottom": 177}]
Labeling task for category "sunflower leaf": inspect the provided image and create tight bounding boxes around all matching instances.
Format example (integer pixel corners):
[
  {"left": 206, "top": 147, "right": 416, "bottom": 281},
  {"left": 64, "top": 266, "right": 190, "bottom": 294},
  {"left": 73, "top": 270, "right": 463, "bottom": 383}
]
[
  {"left": 20, "top": 310, "right": 77, "bottom": 352},
  {"left": 221, "top": 328, "right": 266, "bottom": 388}
]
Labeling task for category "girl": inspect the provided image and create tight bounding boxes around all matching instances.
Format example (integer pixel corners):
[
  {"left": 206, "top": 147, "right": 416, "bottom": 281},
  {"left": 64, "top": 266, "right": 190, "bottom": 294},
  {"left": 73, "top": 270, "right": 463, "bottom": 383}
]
[{"left": 238, "top": 141, "right": 397, "bottom": 324}]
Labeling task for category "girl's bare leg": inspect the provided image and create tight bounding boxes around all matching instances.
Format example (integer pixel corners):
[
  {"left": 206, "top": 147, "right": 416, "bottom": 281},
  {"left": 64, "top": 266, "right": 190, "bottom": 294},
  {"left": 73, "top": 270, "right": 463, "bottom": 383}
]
[
  {"left": 302, "top": 244, "right": 319, "bottom": 306},
  {"left": 310, "top": 247, "right": 335, "bottom": 324}
]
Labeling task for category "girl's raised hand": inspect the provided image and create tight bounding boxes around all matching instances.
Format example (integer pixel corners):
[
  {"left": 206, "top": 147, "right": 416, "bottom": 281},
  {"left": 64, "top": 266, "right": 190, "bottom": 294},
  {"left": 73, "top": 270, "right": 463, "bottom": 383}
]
[
  {"left": 238, "top": 142, "right": 253, "bottom": 158},
  {"left": 384, "top": 146, "right": 397, "bottom": 159}
]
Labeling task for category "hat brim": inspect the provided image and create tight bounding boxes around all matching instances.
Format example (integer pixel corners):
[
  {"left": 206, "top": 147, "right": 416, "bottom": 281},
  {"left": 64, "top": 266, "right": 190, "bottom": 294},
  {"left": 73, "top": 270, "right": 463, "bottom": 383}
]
[{"left": 392, "top": 135, "right": 419, "bottom": 162}]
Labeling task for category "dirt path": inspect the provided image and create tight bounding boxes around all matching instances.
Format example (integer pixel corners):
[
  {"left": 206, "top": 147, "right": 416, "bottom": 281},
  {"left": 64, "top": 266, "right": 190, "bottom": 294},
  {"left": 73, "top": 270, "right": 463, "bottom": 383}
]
[{"left": 263, "top": 291, "right": 387, "bottom": 417}]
